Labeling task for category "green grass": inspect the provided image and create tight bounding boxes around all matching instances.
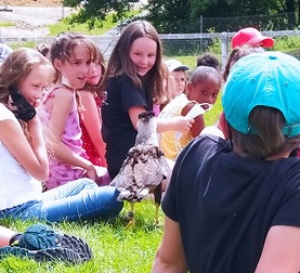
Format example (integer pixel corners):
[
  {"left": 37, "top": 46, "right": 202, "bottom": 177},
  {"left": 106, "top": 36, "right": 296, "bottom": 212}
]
[
  {"left": 164, "top": 55, "right": 196, "bottom": 70},
  {"left": 204, "top": 94, "right": 222, "bottom": 126},
  {"left": 0, "top": 22, "right": 14, "bottom": 27},
  {"left": 8, "top": 41, "right": 39, "bottom": 50},
  {"left": 0, "top": 200, "right": 163, "bottom": 272}
]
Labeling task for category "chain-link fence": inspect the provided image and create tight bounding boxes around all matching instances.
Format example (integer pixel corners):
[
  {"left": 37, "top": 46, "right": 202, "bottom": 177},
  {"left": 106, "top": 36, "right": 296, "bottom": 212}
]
[
  {"left": 1, "top": 30, "right": 300, "bottom": 70},
  {"left": 199, "top": 12, "right": 300, "bottom": 33},
  {"left": 146, "top": 11, "right": 300, "bottom": 33}
]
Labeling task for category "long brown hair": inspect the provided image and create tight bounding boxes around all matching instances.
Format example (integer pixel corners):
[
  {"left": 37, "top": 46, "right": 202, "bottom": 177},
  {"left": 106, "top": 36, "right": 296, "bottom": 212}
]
[
  {"left": 0, "top": 48, "right": 54, "bottom": 140},
  {"left": 0, "top": 48, "right": 54, "bottom": 104},
  {"left": 83, "top": 44, "right": 105, "bottom": 97},
  {"left": 50, "top": 32, "right": 97, "bottom": 83},
  {"left": 101, "top": 20, "right": 165, "bottom": 104}
]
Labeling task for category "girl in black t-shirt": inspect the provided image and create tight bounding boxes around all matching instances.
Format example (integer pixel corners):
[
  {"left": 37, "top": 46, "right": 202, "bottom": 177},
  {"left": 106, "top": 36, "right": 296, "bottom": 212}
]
[{"left": 101, "top": 20, "right": 194, "bottom": 179}]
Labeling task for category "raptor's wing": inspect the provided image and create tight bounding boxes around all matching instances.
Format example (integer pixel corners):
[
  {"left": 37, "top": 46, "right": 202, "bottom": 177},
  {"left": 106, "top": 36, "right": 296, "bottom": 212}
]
[
  {"left": 109, "top": 145, "right": 143, "bottom": 191},
  {"left": 109, "top": 157, "right": 132, "bottom": 192},
  {"left": 110, "top": 144, "right": 171, "bottom": 201},
  {"left": 132, "top": 145, "right": 170, "bottom": 188}
]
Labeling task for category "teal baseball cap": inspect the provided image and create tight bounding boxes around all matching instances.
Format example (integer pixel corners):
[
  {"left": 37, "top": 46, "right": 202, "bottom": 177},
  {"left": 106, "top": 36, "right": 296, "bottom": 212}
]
[{"left": 222, "top": 51, "right": 300, "bottom": 138}]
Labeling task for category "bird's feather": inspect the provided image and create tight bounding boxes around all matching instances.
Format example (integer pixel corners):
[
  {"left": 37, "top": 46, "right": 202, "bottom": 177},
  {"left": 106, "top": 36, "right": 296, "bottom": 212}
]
[{"left": 110, "top": 111, "right": 170, "bottom": 204}]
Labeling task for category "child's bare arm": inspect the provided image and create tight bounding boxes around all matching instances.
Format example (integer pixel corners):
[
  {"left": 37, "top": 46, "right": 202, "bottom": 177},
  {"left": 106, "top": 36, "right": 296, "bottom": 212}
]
[
  {"left": 182, "top": 102, "right": 205, "bottom": 137},
  {"left": 128, "top": 106, "right": 194, "bottom": 133},
  {"left": 151, "top": 216, "right": 188, "bottom": 273},
  {"left": 255, "top": 225, "right": 300, "bottom": 273},
  {"left": 0, "top": 116, "right": 49, "bottom": 181},
  {"left": 46, "top": 88, "right": 94, "bottom": 172},
  {"left": 79, "top": 91, "right": 107, "bottom": 166}
]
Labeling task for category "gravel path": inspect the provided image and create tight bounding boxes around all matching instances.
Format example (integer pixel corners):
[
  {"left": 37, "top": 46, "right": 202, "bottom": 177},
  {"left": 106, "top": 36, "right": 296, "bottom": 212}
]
[{"left": 0, "top": 6, "right": 73, "bottom": 37}]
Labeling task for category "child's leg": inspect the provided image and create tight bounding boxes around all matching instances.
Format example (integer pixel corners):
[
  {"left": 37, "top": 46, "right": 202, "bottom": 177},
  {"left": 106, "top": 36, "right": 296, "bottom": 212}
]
[
  {"left": 41, "top": 178, "right": 98, "bottom": 202},
  {"left": 0, "top": 179, "right": 120, "bottom": 222},
  {"left": 38, "top": 179, "right": 123, "bottom": 222}
]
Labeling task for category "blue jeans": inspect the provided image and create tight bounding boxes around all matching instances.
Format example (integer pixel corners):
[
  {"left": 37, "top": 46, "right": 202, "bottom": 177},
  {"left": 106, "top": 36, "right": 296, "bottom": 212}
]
[{"left": 0, "top": 179, "right": 123, "bottom": 223}]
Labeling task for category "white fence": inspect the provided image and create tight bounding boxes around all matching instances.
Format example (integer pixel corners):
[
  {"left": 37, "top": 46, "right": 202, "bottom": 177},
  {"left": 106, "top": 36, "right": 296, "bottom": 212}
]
[{"left": 1, "top": 30, "right": 300, "bottom": 68}]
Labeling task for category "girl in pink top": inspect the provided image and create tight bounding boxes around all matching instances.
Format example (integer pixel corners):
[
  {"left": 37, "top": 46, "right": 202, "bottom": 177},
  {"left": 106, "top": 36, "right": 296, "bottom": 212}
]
[{"left": 39, "top": 32, "right": 101, "bottom": 190}]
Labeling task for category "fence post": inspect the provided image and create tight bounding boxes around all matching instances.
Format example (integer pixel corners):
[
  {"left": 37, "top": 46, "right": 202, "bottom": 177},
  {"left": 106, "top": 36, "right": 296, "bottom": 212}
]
[
  {"left": 200, "top": 15, "right": 203, "bottom": 51},
  {"left": 221, "top": 32, "right": 229, "bottom": 71},
  {"left": 61, "top": 0, "right": 64, "bottom": 19}
]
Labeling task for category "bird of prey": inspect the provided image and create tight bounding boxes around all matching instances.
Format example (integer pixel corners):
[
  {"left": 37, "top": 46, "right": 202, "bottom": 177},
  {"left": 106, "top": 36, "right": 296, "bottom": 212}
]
[{"left": 110, "top": 111, "right": 170, "bottom": 226}]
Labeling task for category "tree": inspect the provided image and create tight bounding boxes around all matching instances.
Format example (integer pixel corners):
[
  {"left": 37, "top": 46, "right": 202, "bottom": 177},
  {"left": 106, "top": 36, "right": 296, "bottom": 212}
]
[
  {"left": 146, "top": 0, "right": 192, "bottom": 33},
  {"left": 147, "top": 0, "right": 300, "bottom": 33},
  {"left": 63, "top": 0, "right": 133, "bottom": 27}
]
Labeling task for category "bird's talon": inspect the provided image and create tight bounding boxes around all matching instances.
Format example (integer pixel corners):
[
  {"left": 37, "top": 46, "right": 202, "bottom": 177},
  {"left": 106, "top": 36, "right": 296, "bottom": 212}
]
[
  {"left": 128, "top": 211, "right": 134, "bottom": 219},
  {"left": 126, "top": 219, "right": 135, "bottom": 229}
]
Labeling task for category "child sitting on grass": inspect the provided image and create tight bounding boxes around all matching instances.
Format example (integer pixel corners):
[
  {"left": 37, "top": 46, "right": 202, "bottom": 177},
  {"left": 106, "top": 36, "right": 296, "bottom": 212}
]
[
  {"left": 159, "top": 65, "right": 222, "bottom": 160},
  {"left": 0, "top": 47, "right": 122, "bottom": 225}
]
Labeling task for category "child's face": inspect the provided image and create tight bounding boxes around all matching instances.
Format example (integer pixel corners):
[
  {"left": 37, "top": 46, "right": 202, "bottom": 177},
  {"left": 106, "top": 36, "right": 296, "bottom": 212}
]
[
  {"left": 129, "top": 37, "right": 157, "bottom": 76},
  {"left": 187, "top": 77, "right": 220, "bottom": 105},
  {"left": 59, "top": 44, "right": 91, "bottom": 89},
  {"left": 87, "top": 62, "right": 103, "bottom": 86},
  {"left": 19, "top": 64, "right": 52, "bottom": 107},
  {"left": 171, "top": 70, "right": 186, "bottom": 95}
]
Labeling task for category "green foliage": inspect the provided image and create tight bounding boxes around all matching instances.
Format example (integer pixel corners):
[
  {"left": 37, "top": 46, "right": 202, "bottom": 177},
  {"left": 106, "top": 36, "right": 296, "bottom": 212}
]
[
  {"left": 62, "top": 0, "right": 133, "bottom": 30},
  {"left": 147, "top": 0, "right": 193, "bottom": 33},
  {"left": 273, "top": 35, "right": 300, "bottom": 52},
  {"left": 63, "top": 0, "right": 79, "bottom": 7},
  {"left": 48, "top": 10, "right": 139, "bottom": 36},
  {"left": 206, "top": 28, "right": 222, "bottom": 56},
  {"left": 147, "top": 0, "right": 300, "bottom": 33}
]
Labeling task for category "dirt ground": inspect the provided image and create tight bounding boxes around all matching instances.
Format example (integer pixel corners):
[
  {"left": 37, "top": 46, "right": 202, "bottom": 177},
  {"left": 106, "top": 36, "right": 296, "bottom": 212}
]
[
  {"left": 2, "top": 0, "right": 61, "bottom": 7},
  {"left": 0, "top": 4, "right": 73, "bottom": 37}
]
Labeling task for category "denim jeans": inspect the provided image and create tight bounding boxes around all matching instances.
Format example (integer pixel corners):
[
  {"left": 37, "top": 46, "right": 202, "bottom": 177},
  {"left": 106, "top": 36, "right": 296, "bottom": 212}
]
[{"left": 0, "top": 179, "right": 123, "bottom": 223}]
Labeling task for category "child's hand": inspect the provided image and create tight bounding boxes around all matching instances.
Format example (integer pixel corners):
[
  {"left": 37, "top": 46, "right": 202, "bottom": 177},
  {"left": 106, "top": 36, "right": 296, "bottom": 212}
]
[
  {"left": 7, "top": 96, "right": 18, "bottom": 112},
  {"left": 86, "top": 165, "right": 98, "bottom": 181},
  {"left": 174, "top": 116, "right": 194, "bottom": 132}
]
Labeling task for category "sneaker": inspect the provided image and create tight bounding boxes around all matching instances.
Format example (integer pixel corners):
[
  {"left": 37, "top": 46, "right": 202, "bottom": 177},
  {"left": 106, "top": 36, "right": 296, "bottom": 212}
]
[
  {"left": 11, "top": 223, "right": 92, "bottom": 263},
  {"left": 0, "top": 245, "right": 82, "bottom": 263}
]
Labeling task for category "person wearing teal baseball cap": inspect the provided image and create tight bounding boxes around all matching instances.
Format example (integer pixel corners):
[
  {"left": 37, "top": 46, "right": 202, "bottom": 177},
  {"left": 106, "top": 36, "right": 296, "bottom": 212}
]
[
  {"left": 152, "top": 51, "right": 300, "bottom": 273},
  {"left": 223, "top": 51, "right": 300, "bottom": 147}
]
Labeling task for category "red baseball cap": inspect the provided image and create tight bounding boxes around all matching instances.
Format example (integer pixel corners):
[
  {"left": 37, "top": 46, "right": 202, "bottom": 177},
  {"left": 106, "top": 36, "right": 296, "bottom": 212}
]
[{"left": 231, "top": 27, "right": 274, "bottom": 49}]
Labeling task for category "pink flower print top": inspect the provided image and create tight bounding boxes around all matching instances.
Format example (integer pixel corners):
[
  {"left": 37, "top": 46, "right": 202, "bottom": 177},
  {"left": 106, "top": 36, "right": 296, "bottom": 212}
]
[{"left": 39, "top": 87, "right": 87, "bottom": 190}]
